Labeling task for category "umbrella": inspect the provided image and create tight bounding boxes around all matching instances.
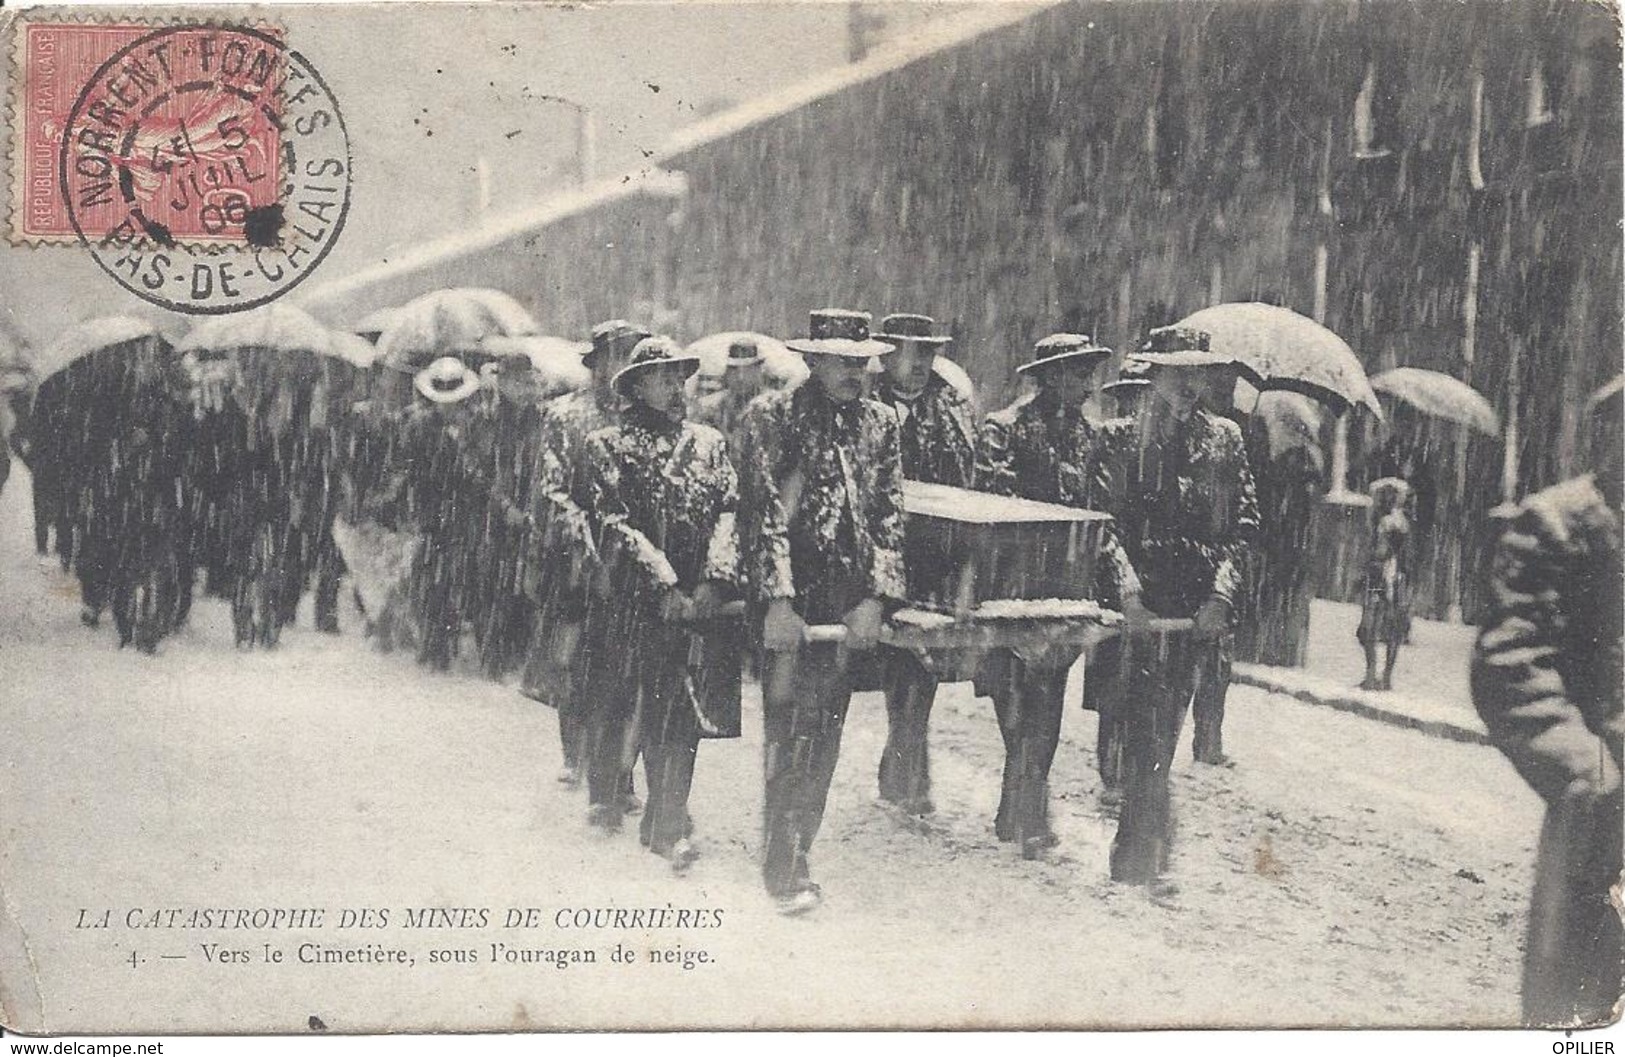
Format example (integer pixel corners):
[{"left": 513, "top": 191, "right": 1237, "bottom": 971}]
[
  {"left": 177, "top": 304, "right": 338, "bottom": 357},
  {"left": 353, "top": 305, "right": 403, "bottom": 343},
  {"left": 1176, "top": 302, "right": 1381, "bottom": 415},
  {"left": 481, "top": 335, "right": 592, "bottom": 397},
  {"left": 32, "top": 316, "right": 164, "bottom": 380},
  {"left": 375, "top": 288, "right": 539, "bottom": 372},
  {"left": 1247, "top": 389, "right": 1326, "bottom": 467},
  {"left": 931, "top": 355, "right": 976, "bottom": 404},
  {"left": 328, "top": 331, "right": 380, "bottom": 369},
  {"left": 685, "top": 331, "right": 808, "bottom": 388},
  {"left": 1369, "top": 367, "right": 1499, "bottom": 436}
]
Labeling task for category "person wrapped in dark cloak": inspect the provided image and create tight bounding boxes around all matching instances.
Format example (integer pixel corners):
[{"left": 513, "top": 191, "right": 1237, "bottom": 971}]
[
  {"left": 575, "top": 336, "right": 742, "bottom": 872},
  {"left": 470, "top": 344, "right": 549, "bottom": 680},
  {"left": 737, "top": 309, "right": 906, "bottom": 915},
  {"left": 1471, "top": 375, "right": 1623, "bottom": 1028},
  {"left": 525, "top": 320, "right": 651, "bottom": 794},
  {"left": 105, "top": 342, "right": 197, "bottom": 652},
  {"left": 384, "top": 356, "right": 493, "bottom": 670}
]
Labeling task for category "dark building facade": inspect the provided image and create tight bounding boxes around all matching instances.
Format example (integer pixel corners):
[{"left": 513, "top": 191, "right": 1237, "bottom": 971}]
[{"left": 306, "top": 0, "right": 1622, "bottom": 613}]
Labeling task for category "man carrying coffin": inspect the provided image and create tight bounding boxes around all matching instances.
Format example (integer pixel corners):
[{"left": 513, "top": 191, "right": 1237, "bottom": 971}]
[
  {"left": 577, "top": 337, "right": 742, "bottom": 873},
  {"left": 1095, "top": 326, "right": 1259, "bottom": 895},
  {"left": 975, "top": 333, "right": 1143, "bottom": 859},
  {"left": 737, "top": 308, "right": 906, "bottom": 915},
  {"left": 869, "top": 312, "right": 977, "bottom": 815}
]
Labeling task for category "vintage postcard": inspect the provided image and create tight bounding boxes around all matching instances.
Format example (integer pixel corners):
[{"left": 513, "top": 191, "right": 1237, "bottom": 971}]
[{"left": 0, "top": 0, "right": 1620, "bottom": 1036}]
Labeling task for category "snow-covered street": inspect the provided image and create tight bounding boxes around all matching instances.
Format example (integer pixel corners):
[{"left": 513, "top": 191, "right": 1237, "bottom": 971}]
[{"left": 0, "top": 464, "right": 1544, "bottom": 1031}]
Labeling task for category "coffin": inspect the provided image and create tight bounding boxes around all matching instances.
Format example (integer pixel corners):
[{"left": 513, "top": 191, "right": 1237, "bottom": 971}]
[{"left": 901, "top": 480, "right": 1113, "bottom": 614}]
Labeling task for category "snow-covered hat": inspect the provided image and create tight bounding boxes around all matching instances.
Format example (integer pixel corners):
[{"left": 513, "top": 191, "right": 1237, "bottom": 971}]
[
  {"left": 582, "top": 319, "right": 653, "bottom": 367},
  {"left": 1128, "top": 324, "right": 1260, "bottom": 382},
  {"left": 1101, "top": 377, "right": 1153, "bottom": 397},
  {"left": 785, "top": 309, "right": 895, "bottom": 359},
  {"left": 873, "top": 313, "right": 952, "bottom": 347},
  {"left": 612, "top": 336, "right": 702, "bottom": 398},
  {"left": 414, "top": 356, "right": 482, "bottom": 404},
  {"left": 1015, "top": 333, "right": 1112, "bottom": 375}
]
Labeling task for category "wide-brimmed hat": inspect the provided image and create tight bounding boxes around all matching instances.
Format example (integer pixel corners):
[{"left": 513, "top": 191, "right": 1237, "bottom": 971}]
[
  {"left": 873, "top": 313, "right": 952, "bottom": 346},
  {"left": 1101, "top": 377, "right": 1153, "bottom": 397},
  {"left": 724, "top": 338, "right": 762, "bottom": 368},
  {"left": 784, "top": 309, "right": 895, "bottom": 358},
  {"left": 1015, "top": 333, "right": 1113, "bottom": 375},
  {"left": 414, "top": 356, "right": 483, "bottom": 404},
  {"left": 582, "top": 319, "right": 653, "bottom": 367},
  {"left": 612, "top": 336, "right": 702, "bottom": 398}
]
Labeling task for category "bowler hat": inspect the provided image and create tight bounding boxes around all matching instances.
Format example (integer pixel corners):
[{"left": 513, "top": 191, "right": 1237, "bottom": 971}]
[
  {"left": 612, "top": 336, "right": 702, "bottom": 398},
  {"left": 784, "top": 309, "right": 895, "bottom": 359},
  {"left": 1015, "top": 333, "right": 1112, "bottom": 375},
  {"left": 414, "top": 356, "right": 483, "bottom": 404},
  {"left": 873, "top": 313, "right": 952, "bottom": 346},
  {"left": 582, "top": 319, "right": 653, "bottom": 367}
]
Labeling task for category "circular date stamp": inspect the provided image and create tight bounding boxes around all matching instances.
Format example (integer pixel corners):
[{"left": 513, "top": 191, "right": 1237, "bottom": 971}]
[{"left": 56, "top": 23, "right": 351, "bottom": 314}]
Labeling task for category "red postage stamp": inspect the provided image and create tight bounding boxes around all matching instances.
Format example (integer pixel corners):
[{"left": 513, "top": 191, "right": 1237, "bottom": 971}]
[{"left": 10, "top": 19, "right": 284, "bottom": 245}]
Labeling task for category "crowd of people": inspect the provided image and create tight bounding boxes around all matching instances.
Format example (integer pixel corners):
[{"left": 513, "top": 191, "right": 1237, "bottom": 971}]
[
  {"left": 5, "top": 300, "right": 1270, "bottom": 916},
  {"left": 7, "top": 297, "right": 1620, "bottom": 1018}
]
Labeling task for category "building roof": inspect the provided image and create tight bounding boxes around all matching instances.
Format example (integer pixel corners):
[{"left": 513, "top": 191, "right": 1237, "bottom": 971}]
[{"left": 297, "top": 2, "right": 1057, "bottom": 317}]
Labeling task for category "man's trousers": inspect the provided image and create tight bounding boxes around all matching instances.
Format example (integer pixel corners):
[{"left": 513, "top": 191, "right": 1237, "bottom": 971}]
[{"left": 1109, "top": 628, "right": 1201, "bottom": 884}]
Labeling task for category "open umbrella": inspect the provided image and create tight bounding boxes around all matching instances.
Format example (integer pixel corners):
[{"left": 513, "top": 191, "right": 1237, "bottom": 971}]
[
  {"left": 685, "top": 331, "right": 808, "bottom": 388},
  {"left": 328, "top": 331, "right": 380, "bottom": 369},
  {"left": 352, "top": 305, "right": 403, "bottom": 344},
  {"left": 32, "top": 317, "right": 164, "bottom": 381},
  {"left": 1369, "top": 367, "right": 1499, "bottom": 436},
  {"left": 931, "top": 356, "right": 976, "bottom": 404},
  {"left": 481, "top": 335, "right": 592, "bottom": 397},
  {"left": 178, "top": 304, "right": 338, "bottom": 358},
  {"left": 1246, "top": 389, "right": 1326, "bottom": 467},
  {"left": 375, "top": 288, "right": 539, "bottom": 373},
  {"left": 1177, "top": 302, "right": 1381, "bottom": 415},
  {"left": 178, "top": 304, "right": 363, "bottom": 416}
]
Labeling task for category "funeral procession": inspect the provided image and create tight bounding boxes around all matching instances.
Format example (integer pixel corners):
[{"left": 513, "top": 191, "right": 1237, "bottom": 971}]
[{"left": 0, "top": 0, "right": 1619, "bottom": 1034}]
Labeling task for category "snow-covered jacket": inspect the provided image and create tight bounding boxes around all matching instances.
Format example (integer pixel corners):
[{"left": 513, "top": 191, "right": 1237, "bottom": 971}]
[
  {"left": 529, "top": 387, "right": 621, "bottom": 592},
  {"left": 736, "top": 382, "right": 907, "bottom": 613},
  {"left": 1472, "top": 474, "right": 1623, "bottom": 804},
  {"left": 582, "top": 403, "right": 740, "bottom": 610},
  {"left": 1092, "top": 409, "right": 1258, "bottom": 618},
  {"left": 872, "top": 372, "right": 976, "bottom": 488},
  {"left": 1470, "top": 473, "right": 1623, "bottom": 1027}
]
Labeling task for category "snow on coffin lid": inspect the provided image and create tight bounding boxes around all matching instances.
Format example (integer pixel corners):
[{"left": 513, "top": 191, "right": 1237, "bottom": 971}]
[{"left": 900, "top": 480, "right": 1113, "bottom": 612}]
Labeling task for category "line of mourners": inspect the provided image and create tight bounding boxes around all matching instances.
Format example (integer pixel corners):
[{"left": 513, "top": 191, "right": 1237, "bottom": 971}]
[{"left": 18, "top": 304, "right": 1260, "bottom": 917}]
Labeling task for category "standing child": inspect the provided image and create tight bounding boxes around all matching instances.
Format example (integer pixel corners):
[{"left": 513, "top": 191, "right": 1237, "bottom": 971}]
[{"left": 1358, "top": 477, "right": 1413, "bottom": 690}]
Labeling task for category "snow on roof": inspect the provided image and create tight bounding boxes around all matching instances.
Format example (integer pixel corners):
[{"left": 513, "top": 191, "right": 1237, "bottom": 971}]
[
  {"left": 298, "top": 2, "right": 1057, "bottom": 315},
  {"left": 298, "top": 168, "right": 690, "bottom": 312}
]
